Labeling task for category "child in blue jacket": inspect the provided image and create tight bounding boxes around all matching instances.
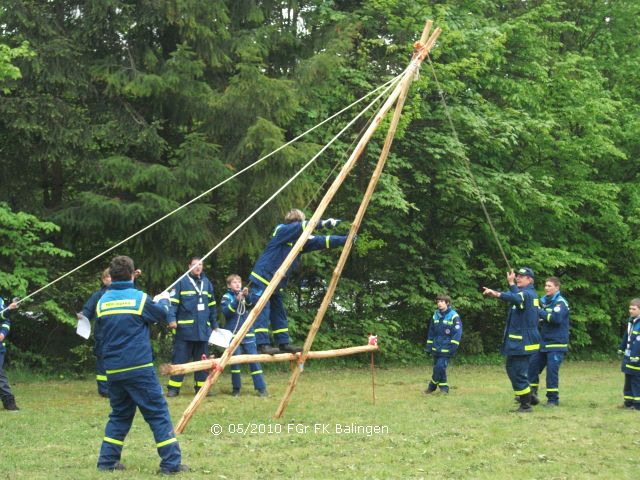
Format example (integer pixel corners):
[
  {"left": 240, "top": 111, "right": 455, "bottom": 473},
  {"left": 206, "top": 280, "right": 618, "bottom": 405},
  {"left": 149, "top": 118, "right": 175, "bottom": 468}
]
[
  {"left": 425, "top": 295, "right": 462, "bottom": 394},
  {"left": 619, "top": 298, "right": 640, "bottom": 410},
  {"left": 221, "top": 274, "right": 267, "bottom": 397}
]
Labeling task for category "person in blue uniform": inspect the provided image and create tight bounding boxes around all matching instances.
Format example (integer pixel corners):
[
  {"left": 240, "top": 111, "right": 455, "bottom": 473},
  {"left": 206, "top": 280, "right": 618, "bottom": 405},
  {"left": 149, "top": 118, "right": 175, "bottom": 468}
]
[
  {"left": 528, "top": 276, "right": 570, "bottom": 407},
  {"left": 483, "top": 267, "right": 541, "bottom": 413},
  {"left": 249, "top": 209, "right": 348, "bottom": 354},
  {"left": 81, "top": 268, "right": 112, "bottom": 397},
  {"left": 167, "top": 257, "right": 218, "bottom": 397},
  {"left": 221, "top": 274, "right": 267, "bottom": 397},
  {"left": 96, "top": 255, "right": 187, "bottom": 474},
  {"left": 424, "top": 294, "right": 462, "bottom": 394},
  {"left": 0, "top": 297, "right": 19, "bottom": 411},
  {"left": 619, "top": 298, "right": 640, "bottom": 410}
]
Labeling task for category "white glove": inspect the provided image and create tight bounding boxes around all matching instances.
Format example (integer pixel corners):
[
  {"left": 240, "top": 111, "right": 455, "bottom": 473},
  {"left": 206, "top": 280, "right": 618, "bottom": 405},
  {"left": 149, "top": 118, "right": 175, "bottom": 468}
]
[
  {"left": 323, "top": 218, "right": 341, "bottom": 228},
  {"left": 153, "top": 291, "right": 171, "bottom": 303}
]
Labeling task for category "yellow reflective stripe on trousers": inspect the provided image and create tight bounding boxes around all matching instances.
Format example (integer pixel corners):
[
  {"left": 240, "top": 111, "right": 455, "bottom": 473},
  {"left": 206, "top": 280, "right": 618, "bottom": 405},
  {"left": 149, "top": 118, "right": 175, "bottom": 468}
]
[
  {"left": 104, "top": 437, "right": 124, "bottom": 446},
  {"left": 545, "top": 343, "right": 567, "bottom": 348},
  {"left": 195, "top": 381, "right": 206, "bottom": 387},
  {"left": 426, "top": 340, "right": 433, "bottom": 344},
  {"left": 524, "top": 344, "right": 540, "bottom": 351},
  {"left": 250, "top": 271, "right": 270, "bottom": 286},
  {"left": 168, "top": 380, "right": 182, "bottom": 388},
  {"left": 177, "top": 320, "right": 194, "bottom": 324},
  {"left": 156, "top": 437, "right": 177, "bottom": 448},
  {"left": 231, "top": 369, "right": 241, "bottom": 373},
  {"left": 508, "top": 334, "right": 523, "bottom": 339},
  {"left": 272, "top": 328, "right": 288, "bottom": 334},
  {"left": 251, "top": 370, "right": 263, "bottom": 375},
  {"left": 529, "top": 383, "right": 539, "bottom": 387},
  {"left": 106, "top": 362, "right": 154, "bottom": 375},
  {"left": 96, "top": 375, "right": 108, "bottom": 382},
  {"left": 254, "top": 328, "right": 269, "bottom": 333},
  {"left": 514, "top": 386, "right": 530, "bottom": 395},
  {"left": 547, "top": 388, "right": 559, "bottom": 392}
]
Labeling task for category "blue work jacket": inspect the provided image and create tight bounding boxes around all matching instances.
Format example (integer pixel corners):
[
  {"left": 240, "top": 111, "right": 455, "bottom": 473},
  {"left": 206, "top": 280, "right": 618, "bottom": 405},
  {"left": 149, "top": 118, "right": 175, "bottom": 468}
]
[
  {"left": 498, "top": 284, "right": 541, "bottom": 356},
  {"left": 425, "top": 306, "right": 462, "bottom": 357},
  {"left": 82, "top": 286, "right": 108, "bottom": 352},
  {"left": 96, "top": 281, "right": 170, "bottom": 380},
  {"left": 620, "top": 316, "right": 640, "bottom": 376},
  {"left": 249, "top": 220, "right": 347, "bottom": 290},
  {"left": 220, "top": 289, "right": 255, "bottom": 345},
  {"left": 0, "top": 297, "right": 12, "bottom": 354},
  {"left": 538, "top": 291, "right": 570, "bottom": 352},
  {"left": 169, "top": 273, "right": 217, "bottom": 342}
]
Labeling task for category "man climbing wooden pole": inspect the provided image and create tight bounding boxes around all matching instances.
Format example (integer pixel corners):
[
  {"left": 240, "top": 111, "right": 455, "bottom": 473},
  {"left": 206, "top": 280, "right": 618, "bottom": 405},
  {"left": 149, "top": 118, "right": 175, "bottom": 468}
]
[{"left": 274, "top": 21, "right": 442, "bottom": 418}]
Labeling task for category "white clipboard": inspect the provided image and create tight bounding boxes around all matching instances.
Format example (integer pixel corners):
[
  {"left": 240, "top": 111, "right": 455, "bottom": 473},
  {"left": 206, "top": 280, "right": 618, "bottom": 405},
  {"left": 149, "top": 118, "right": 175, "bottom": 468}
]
[{"left": 76, "top": 313, "right": 91, "bottom": 339}]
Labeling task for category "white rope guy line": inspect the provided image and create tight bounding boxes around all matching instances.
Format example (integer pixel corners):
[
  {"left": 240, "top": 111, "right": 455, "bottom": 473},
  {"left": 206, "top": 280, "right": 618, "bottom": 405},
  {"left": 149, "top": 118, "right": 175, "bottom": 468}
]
[
  {"left": 0, "top": 72, "right": 406, "bottom": 315},
  {"left": 163, "top": 69, "right": 407, "bottom": 294}
]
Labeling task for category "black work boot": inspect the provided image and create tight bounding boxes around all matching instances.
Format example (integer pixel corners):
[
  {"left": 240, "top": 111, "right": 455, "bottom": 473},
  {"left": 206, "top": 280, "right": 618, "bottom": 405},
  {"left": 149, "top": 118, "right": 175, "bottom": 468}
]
[
  {"left": 98, "top": 462, "right": 126, "bottom": 472},
  {"left": 279, "top": 343, "right": 302, "bottom": 353},
  {"left": 515, "top": 393, "right": 533, "bottom": 413},
  {"left": 258, "top": 344, "right": 281, "bottom": 355},
  {"left": 2, "top": 395, "right": 19, "bottom": 411},
  {"left": 159, "top": 464, "right": 189, "bottom": 475},
  {"left": 530, "top": 388, "right": 540, "bottom": 406},
  {"left": 194, "top": 387, "right": 214, "bottom": 397}
]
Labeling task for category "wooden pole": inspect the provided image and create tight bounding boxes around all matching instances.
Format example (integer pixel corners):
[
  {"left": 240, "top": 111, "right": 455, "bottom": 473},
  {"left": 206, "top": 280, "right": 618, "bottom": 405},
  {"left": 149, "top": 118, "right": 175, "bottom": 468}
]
[
  {"left": 273, "top": 21, "right": 442, "bottom": 419},
  {"left": 160, "top": 344, "right": 379, "bottom": 376},
  {"left": 174, "top": 26, "right": 437, "bottom": 433}
]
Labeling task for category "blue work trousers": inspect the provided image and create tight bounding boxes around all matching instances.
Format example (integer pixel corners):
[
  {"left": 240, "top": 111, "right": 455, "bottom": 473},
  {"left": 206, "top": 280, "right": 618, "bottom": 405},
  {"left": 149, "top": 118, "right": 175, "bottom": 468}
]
[
  {"left": 249, "top": 289, "right": 289, "bottom": 346},
  {"left": 231, "top": 341, "right": 266, "bottom": 391},
  {"left": 168, "top": 340, "right": 208, "bottom": 392},
  {"left": 427, "top": 355, "right": 450, "bottom": 392},
  {"left": 623, "top": 374, "right": 640, "bottom": 410},
  {"left": 0, "top": 352, "right": 14, "bottom": 399},
  {"left": 528, "top": 351, "right": 564, "bottom": 402},
  {"left": 97, "top": 368, "right": 181, "bottom": 471},
  {"left": 506, "top": 355, "right": 531, "bottom": 395}
]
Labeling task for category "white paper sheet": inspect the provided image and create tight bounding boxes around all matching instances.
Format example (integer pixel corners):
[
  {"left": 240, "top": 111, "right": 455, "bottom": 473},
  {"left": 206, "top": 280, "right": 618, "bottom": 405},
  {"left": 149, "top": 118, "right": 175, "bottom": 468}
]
[
  {"left": 208, "top": 328, "right": 233, "bottom": 348},
  {"left": 76, "top": 313, "right": 91, "bottom": 339}
]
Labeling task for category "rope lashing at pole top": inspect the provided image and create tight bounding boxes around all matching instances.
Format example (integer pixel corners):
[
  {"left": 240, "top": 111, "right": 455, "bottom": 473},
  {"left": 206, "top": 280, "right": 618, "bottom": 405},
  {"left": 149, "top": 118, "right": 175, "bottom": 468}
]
[
  {"left": 0, "top": 68, "right": 407, "bottom": 317},
  {"left": 173, "top": 20, "right": 442, "bottom": 434}
]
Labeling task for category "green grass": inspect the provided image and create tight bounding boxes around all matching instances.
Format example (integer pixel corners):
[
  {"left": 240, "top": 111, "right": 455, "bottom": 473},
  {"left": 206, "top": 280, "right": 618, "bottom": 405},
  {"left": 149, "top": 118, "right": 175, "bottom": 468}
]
[{"left": 0, "top": 360, "right": 636, "bottom": 479}]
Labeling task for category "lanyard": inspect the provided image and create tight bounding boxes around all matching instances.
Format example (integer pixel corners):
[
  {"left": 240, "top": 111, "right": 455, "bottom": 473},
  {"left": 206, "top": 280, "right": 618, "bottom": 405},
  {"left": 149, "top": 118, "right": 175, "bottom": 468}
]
[{"left": 188, "top": 276, "right": 205, "bottom": 302}]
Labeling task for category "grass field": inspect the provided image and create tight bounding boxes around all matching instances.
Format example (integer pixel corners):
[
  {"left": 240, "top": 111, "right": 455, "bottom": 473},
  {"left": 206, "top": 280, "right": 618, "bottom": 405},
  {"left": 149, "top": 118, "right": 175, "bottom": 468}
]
[{"left": 0, "top": 360, "right": 636, "bottom": 479}]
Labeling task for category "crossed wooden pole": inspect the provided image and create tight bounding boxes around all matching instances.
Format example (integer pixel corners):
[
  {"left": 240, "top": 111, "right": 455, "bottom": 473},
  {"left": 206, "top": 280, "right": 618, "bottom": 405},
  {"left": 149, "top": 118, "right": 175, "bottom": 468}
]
[{"left": 172, "top": 20, "right": 441, "bottom": 434}]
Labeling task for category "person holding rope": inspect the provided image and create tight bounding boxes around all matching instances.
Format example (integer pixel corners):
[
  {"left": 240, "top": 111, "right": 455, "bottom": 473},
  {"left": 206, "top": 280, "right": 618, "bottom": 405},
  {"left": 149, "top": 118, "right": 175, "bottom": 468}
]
[
  {"left": 80, "top": 268, "right": 112, "bottom": 397},
  {"left": 96, "top": 255, "right": 187, "bottom": 473},
  {"left": 249, "top": 208, "right": 348, "bottom": 354},
  {"left": 221, "top": 274, "right": 267, "bottom": 397},
  {"left": 483, "top": 267, "right": 541, "bottom": 413},
  {"left": 528, "top": 276, "right": 570, "bottom": 407},
  {"left": 0, "top": 297, "right": 19, "bottom": 411},
  {"left": 167, "top": 256, "right": 218, "bottom": 397}
]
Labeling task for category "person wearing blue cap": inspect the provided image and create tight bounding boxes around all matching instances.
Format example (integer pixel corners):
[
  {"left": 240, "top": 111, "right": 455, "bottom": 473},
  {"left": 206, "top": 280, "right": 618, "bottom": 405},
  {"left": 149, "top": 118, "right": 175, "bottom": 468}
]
[{"left": 483, "top": 268, "right": 541, "bottom": 413}]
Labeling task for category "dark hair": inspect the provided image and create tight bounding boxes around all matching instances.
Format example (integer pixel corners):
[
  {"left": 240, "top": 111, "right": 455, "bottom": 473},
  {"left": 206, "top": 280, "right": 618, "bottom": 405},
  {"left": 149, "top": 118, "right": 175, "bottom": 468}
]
[
  {"left": 189, "top": 256, "right": 202, "bottom": 264},
  {"left": 546, "top": 276, "right": 561, "bottom": 287},
  {"left": 436, "top": 294, "right": 451, "bottom": 305},
  {"left": 109, "top": 255, "right": 135, "bottom": 281}
]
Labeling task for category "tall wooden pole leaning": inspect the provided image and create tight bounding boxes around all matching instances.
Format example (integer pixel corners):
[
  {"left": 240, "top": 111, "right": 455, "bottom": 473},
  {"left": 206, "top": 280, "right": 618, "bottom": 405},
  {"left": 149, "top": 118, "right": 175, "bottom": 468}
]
[
  {"left": 274, "top": 21, "right": 442, "bottom": 419},
  {"left": 174, "top": 25, "right": 438, "bottom": 433}
]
